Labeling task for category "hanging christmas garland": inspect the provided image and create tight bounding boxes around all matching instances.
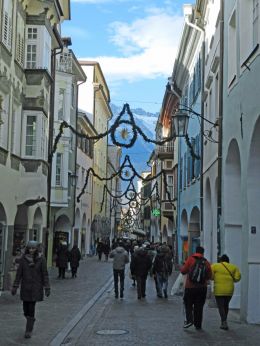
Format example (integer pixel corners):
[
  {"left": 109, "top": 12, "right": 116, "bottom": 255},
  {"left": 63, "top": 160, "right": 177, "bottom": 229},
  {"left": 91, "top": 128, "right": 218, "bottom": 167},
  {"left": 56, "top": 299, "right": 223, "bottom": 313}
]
[{"left": 50, "top": 103, "right": 200, "bottom": 163}]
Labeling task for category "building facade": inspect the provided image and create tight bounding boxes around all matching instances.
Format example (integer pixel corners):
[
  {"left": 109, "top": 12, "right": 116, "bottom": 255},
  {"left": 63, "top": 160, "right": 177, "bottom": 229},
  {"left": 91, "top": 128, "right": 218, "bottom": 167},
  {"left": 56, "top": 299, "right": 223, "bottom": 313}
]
[
  {"left": 78, "top": 61, "right": 112, "bottom": 244},
  {"left": 0, "top": 0, "right": 70, "bottom": 289}
]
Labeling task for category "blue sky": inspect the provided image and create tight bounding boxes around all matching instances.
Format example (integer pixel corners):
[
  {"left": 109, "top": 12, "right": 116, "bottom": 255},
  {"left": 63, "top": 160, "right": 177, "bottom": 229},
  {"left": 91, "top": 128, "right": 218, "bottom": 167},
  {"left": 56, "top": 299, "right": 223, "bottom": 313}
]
[{"left": 62, "top": 0, "right": 195, "bottom": 113}]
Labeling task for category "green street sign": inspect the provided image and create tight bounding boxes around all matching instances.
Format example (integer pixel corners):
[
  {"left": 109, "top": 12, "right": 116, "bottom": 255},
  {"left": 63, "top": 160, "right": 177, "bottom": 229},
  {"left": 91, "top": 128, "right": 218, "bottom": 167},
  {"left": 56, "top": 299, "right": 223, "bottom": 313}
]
[{"left": 152, "top": 208, "right": 160, "bottom": 217}]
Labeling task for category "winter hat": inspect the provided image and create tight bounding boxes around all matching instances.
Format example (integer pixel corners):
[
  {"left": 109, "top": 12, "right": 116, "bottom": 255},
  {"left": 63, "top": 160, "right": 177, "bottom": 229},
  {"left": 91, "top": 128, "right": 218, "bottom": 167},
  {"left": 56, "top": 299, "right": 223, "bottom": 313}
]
[{"left": 26, "top": 240, "right": 39, "bottom": 248}]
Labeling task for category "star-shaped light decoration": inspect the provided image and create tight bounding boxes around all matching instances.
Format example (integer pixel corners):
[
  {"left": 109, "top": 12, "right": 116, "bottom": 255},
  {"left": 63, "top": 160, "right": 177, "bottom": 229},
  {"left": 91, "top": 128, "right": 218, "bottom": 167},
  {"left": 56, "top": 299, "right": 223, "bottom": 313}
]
[
  {"left": 124, "top": 170, "right": 130, "bottom": 177},
  {"left": 120, "top": 127, "right": 130, "bottom": 140}
]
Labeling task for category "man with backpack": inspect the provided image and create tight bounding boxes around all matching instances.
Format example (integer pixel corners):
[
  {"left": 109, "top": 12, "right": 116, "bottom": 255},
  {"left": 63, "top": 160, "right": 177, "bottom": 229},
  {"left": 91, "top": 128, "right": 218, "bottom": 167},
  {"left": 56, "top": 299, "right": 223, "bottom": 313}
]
[{"left": 180, "top": 246, "right": 212, "bottom": 330}]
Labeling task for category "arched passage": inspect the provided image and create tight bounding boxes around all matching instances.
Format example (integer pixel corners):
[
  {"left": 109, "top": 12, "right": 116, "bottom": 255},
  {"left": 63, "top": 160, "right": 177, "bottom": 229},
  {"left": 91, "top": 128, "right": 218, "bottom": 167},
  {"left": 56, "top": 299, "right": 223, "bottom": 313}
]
[
  {"left": 53, "top": 215, "right": 72, "bottom": 256},
  {"left": 247, "top": 116, "right": 260, "bottom": 323},
  {"left": 189, "top": 206, "right": 200, "bottom": 254},
  {"left": 180, "top": 209, "right": 188, "bottom": 261},
  {"left": 73, "top": 209, "right": 81, "bottom": 247},
  {"left": 32, "top": 207, "right": 43, "bottom": 242},
  {"left": 13, "top": 205, "right": 28, "bottom": 255},
  {"left": 224, "top": 139, "right": 242, "bottom": 308}
]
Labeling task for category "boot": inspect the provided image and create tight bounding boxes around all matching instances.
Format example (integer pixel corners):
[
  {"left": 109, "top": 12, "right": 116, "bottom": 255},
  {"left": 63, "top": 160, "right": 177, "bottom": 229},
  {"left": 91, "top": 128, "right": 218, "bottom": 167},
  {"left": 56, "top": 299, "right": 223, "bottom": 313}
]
[{"left": 24, "top": 316, "right": 35, "bottom": 338}]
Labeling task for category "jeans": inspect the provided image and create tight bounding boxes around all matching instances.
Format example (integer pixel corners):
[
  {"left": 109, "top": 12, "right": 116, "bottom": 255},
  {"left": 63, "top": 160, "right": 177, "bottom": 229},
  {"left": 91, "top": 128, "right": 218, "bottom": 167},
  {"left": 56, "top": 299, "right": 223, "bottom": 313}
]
[
  {"left": 215, "top": 296, "right": 232, "bottom": 322},
  {"left": 23, "top": 301, "right": 36, "bottom": 318},
  {"left": 113, "top": 269, "right": 125, "bottom": 296},
  {"left": 156, "top": 273, "right": 168, "bottom": 296},
  {"left": 183, "top": 287, "right": 207, "bottom": 328}
]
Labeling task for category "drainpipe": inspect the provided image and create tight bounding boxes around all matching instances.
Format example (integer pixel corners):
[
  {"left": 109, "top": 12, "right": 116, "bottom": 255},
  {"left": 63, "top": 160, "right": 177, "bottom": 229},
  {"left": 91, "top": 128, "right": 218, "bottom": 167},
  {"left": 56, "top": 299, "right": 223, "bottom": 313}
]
[
  {"left": 46, "top": 46, "right": 62, "bottom": 263},
  {"left": 217, "top": 0, "right": 224, "bottom": 257},
  {"left": 184, "top": 9, "right": 205, "bottom": 249}
]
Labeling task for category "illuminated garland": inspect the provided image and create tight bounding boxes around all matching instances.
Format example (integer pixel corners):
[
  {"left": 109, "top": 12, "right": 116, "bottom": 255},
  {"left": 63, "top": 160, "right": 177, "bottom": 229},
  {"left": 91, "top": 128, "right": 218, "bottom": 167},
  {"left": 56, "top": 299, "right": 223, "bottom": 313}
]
[{"left": 50, "top": 103, "right": 200, "bottom": 162}]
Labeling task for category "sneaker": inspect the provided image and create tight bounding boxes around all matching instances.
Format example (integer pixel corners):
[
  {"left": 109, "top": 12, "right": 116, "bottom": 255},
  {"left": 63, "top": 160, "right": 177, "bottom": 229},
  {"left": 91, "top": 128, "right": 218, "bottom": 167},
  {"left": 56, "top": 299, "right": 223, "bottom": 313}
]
[
  {"left": 120, "top": 293, "right": 124, "bottom": 299},
  {"left": 183, "top": 322, "right": 193, "bottom": 329},
  {"left": 115, "top": 294, "right": 118, "bottom": 299}
]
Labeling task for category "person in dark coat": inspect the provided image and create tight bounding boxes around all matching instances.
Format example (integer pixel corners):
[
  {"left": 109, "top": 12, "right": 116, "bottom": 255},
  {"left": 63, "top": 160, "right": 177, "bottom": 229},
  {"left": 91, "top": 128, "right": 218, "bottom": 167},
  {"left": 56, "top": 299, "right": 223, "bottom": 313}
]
[
  {"left": 11, "top": 240, "right": 50, "bottom": 339},
  {"left": 152, "top": 246, "right": 172, "bottom": 298},
  {"left": 96, "top": 241, "right": 104, "bottom": 261},
  {"left": 69, "top": 244, "right": 81, "bottom": 278},
  {"left": 103, "top": 241, "right": 110, "bottom": 261},
  {"left": 56, "top": 241, "right": 69, "bottom": 279},
  {"left": 130, "top": 246, "right": 152, "bottom": 300}
]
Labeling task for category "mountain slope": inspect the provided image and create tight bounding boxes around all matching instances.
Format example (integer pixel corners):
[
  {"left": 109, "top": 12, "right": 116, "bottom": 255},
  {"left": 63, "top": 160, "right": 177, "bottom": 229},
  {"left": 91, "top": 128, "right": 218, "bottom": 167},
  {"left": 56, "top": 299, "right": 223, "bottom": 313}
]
[{"left": 109, "top": 104, "right": 158, "bottom": 179}]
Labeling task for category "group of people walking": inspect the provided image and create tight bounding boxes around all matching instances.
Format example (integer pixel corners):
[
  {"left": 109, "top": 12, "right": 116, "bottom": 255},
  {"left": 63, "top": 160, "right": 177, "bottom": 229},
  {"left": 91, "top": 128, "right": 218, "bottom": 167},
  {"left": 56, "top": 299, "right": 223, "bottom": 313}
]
[
  {"left": 181, "top": 246, "right": 241, "bottom": 331},
  {"left": 55, "top": 242, "right": 81, "bottom": 279},
  {"left": 110, "top": 240, "right": 173, "bottom": 300},
  {"left": 10, "top": 238, "right": 241, "bottom": 340},
  {"left": 109, "top": 240, "right": 241, "bottom": 333}
]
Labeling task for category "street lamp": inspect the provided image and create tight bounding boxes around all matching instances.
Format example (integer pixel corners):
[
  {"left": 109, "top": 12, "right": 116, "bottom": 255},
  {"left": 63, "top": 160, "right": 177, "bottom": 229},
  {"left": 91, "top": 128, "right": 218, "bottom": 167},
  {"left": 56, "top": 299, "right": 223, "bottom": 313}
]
[{"left": 172, "top": 110, "right": 190, "bottom": 137}]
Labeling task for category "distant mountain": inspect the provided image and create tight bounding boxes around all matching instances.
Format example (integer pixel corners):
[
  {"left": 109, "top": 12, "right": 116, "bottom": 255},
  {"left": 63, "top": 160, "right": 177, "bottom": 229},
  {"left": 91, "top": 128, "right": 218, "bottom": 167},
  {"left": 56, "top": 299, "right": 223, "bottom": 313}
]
[{"left": 109, "top": 104, "right": 159, "bottom": 192}]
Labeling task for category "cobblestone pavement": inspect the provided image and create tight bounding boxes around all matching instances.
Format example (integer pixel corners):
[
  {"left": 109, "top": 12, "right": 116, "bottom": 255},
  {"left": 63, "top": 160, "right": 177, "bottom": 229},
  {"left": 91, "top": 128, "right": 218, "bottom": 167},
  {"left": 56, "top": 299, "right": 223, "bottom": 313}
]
[
  {"left": 67, "top": 272, "right": 260, "bottom": 346},
  {"left": 0, "top": 256, "right": 112, "bottom": 346},
  {"left": 1, "top": 257, "right": 260, "bottom": 346}
]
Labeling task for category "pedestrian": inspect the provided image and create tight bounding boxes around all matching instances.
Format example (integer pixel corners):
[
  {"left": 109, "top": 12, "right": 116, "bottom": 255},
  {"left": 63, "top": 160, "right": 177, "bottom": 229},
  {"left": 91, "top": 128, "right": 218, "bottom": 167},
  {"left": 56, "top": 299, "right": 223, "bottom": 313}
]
[
  {"left": 56, "top": 241, "right": 69, "bottom": 279},
  {"left": 103, "top": 241, "right": 110, "bottom": 261},
  {"left": 69, "top": 244, "right": 81, "bottom": 278},
  {"left": 130, "top": 245, "right": 140, "bottom": 287},
  {"left": 130, "top": 245, "right": 152, "bottom": 300},
  {"left": 152, "top": 245, "right": 172, "bottom": 298},
  {"left": 11, "top": 240, "right": 50, "bottom": 339},
  {"left": 180, "top": 245, "right": 212, "bottom": 330},
  {"left": 109, "top": 240, "right": 129, "bottom": 299},
  {"left": 96, "top": 241, "right": 103, "bottom": 261},
  {"left": 211, "top": 254, "right": 241, "bottom": 330}
]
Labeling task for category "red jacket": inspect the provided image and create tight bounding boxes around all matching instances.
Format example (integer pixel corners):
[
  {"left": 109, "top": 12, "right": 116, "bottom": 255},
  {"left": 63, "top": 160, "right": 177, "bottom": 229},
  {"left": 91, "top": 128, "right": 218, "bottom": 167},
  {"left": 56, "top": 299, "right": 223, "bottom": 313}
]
[{"left": 180, "top": 253, "right": 212, "bottom": 288}]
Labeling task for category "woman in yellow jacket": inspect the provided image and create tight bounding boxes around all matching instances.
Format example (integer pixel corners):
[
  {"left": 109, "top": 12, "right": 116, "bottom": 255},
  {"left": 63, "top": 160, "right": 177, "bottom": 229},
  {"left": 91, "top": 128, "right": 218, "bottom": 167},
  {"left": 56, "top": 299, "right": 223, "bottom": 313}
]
[{"left": 211, "top": 254, "right": 241, "bottom": 330}]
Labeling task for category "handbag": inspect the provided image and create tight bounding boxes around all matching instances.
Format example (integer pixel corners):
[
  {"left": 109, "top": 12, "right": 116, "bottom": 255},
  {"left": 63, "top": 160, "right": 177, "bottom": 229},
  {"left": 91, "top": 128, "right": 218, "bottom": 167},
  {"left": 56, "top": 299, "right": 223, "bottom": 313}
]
[{"left": 221, "top": 262, "right": 235, "bottom": 281}]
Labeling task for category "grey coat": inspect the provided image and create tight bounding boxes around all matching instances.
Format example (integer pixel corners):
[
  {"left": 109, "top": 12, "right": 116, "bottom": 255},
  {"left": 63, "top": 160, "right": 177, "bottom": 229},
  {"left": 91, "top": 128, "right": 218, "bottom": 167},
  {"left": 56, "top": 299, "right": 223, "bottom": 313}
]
[
  {"left": 13, "top": 254, "right": 50, "bottom": 302},
  {"left": 109, "top": 246, "right": 129, "bottom": 270}
]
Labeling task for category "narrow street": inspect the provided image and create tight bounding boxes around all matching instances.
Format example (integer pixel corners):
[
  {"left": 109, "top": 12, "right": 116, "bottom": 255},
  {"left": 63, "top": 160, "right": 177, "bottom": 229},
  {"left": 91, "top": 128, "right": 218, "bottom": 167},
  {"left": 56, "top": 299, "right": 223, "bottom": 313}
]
[{"left": 1, "top": 257, "right": 260, "bottom": 346}]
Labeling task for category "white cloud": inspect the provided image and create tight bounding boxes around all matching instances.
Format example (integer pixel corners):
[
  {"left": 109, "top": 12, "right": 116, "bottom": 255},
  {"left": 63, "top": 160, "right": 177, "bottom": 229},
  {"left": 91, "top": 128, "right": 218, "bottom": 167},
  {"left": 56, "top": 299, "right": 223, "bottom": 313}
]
[{"left": 79, "top": 11, "right": 184, "bottom": 83}]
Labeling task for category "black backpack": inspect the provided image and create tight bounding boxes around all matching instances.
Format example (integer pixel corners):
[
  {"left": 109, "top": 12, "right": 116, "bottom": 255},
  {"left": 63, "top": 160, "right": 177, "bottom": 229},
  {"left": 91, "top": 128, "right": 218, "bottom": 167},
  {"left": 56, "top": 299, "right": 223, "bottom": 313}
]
[{"left": 189, "top": 256, "right": 207, "bottom": 284}]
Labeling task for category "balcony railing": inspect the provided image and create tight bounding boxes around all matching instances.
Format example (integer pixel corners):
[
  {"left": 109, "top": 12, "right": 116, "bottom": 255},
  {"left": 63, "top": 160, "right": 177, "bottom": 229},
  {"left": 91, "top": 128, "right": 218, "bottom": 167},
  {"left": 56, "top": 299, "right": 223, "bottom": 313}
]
[
  {"left": 56, "top": 53, "right": 72, "bottom": 73},
  {"left": 157, "top": 141, "right": 174, "bottom": 153},
  {"left": 156, "top": 141, "right": 174, "bottom": 159}
]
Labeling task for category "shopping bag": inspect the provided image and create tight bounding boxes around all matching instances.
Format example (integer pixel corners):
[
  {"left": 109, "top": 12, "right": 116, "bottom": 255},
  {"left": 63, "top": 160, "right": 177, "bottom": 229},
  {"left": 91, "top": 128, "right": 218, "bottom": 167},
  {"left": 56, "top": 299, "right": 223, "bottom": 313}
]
[{"left": 170, "top": 273, "right": 186, "bottom": 296}]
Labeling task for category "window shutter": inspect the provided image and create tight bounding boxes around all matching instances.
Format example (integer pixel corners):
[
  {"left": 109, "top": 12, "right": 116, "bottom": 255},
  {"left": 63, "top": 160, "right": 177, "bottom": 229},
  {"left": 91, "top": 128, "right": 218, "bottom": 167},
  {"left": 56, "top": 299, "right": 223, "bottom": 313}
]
[
  {"left": 2, "top": 0, "right": 12, "bottom": 50},
  {"left": 16, "top": 14, "right": 25, "bottom": 66}
]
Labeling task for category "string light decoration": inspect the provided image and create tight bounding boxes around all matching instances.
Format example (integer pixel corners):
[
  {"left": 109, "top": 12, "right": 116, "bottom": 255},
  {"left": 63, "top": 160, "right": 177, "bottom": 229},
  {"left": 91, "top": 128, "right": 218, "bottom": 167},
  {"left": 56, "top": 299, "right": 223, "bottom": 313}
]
[
  {"left": 99, "top": 180, "right": 162, "bottom": 213},
  {"left": 49, "top": 103, "right": 184, "bottom": 224},
  {"left": 77, "top": 154, "right": 175, "bottom": 210},
  {"left": 50, "top": 103, "right": 200, "bottom": 162}
]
